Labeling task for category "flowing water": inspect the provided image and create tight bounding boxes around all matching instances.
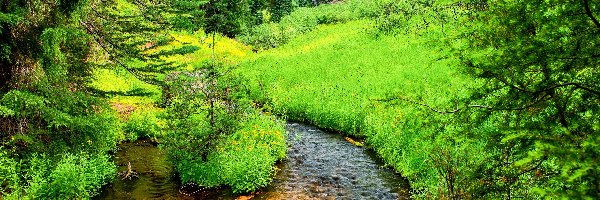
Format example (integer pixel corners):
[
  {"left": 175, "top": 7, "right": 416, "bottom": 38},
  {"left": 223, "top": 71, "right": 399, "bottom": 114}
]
[{"left": 97, "top": 123, "right": 410, "bottom": 199}]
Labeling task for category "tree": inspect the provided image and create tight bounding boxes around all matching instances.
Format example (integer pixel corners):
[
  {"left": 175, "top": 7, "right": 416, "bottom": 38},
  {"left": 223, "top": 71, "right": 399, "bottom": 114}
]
[
  {"left": 450, "top": 0, "right": 600, "bottom": 198},
  {"left": 82, "top": 0, "right": 259, "bottom": 88},
  {"left": 82, "top": 0, "right": 176, "bottom": 86},
  {"left": 202, "top": 0, "right": 253, "bottom": 37},
  {"left": 0, "top": 0, "right": 121, "bottom": 149},
  {"left": 1, "top": 1, "right": 120, "bottom": 198},
  {"left": 297, "top": 0, "right": 330, "bottom": 7},
  {"left": 269, "top": 0, "right": 295, "bottom": 22},
  {"left": 1, "top": 0, "right": 87, "bottom": 91}
]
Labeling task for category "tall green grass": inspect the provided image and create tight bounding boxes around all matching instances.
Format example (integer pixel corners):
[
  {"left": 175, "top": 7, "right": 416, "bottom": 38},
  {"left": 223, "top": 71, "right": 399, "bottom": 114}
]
[{"left": 241, "top": 20, "right": 471, "bottom": 131}]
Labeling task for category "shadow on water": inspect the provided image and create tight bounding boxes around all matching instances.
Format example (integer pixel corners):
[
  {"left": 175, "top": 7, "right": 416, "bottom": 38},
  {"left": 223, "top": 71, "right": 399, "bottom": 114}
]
[
  {"left": 97, "top": 123, "right": 411, "bottom": 200},
  {"left": 94, "top": 140, "right": 195, "bottom": 200}
]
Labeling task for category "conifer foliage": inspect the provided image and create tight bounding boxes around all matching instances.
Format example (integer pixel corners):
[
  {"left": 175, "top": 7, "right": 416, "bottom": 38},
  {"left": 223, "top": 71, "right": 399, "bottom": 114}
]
[
  {"left": 450, "top": 0, "right": 600, "bottom": 198},
  {"left": 1, "top": 0, "right": 119, "bottom": 198}
]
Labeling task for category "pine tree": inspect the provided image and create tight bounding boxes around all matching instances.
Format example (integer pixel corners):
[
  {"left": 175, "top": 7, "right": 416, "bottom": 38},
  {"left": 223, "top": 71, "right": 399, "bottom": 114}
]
[{"left": 450, "top": 0, "right": 600, "bottom": 198}]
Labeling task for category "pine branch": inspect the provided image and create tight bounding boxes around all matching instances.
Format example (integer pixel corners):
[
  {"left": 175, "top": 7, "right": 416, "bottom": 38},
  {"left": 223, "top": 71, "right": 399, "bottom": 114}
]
[
  {"left": 583, "top": 0, "right": 600, "bottom": 29},
  {"left": 80, "top": 20, "right": 163, "bottom": 86}
]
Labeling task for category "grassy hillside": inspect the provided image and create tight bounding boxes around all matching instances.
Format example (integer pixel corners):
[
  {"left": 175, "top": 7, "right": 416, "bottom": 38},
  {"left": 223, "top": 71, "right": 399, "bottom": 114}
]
[{"left": 239, "top": 19, "right": 476, "bottom": 196}]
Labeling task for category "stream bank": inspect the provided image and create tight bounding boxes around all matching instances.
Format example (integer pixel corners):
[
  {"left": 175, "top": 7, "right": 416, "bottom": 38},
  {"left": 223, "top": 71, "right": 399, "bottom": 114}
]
[{"left": 97, "top": 123, "right": 410, "bottom": 199}]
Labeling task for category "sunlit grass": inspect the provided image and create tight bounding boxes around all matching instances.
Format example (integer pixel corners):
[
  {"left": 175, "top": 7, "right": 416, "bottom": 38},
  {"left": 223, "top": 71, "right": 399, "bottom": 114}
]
[
  {"left": 241, "top": 20, "right": 471, "bottom": 132},
  {"left": 239, "top": 19, "right": 476, "bottom": 195},
  {"left": 146, "top": 31, "right": 252, "bottom": 69},
  {"left": 89, "top": 30, "right": 253, "bottom": 114}
]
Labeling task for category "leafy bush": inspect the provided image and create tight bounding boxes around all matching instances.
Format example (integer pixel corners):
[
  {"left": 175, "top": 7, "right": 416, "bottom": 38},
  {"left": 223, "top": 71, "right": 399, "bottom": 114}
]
[
  {"left": 0, "top": 148, "right": 20, "bottom": 196},
  {"left": 166, "top": 113, "right": 286, "bottom": 193},
  {"left": 174, "top": 114, "right": 286, "bottom": 193},
  {"left": 2, "top": 153, "right": 116, "bottom": 199},
  {"left": 238, "top": 23, "right": 285, "bottom": 50},
  {"left": 31, "top": 154, "right": 115, "bottom": 199},
  {"left": 372, "top": 0, "right": 462, "bottom": 36},
  {"left": 163, "top": 64, "right": 286, "bottom": 193},
  {"left": 239, "top": 1, "right": 364, "bottom": 50},
  {"left": 124, "top": 109, "right": 166, "bottom": 141},
  {"left": 0, "top": 89, "right": 121, "bottom": 154},
  {"left": 231, "top": 116, "right": 287, "bottom": 193}
]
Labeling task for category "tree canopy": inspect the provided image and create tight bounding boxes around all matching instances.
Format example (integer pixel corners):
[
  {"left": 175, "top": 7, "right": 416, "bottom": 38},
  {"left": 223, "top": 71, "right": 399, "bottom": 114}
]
[{"left": 448, "top": 0, "right": 600, "bottom": 198}]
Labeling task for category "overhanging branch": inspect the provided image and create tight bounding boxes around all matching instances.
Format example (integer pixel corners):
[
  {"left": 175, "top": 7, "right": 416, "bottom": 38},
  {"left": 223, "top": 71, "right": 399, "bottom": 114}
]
[
  {"left": 583, "top": 0, "right": 600, "bottom": 29},
  {"left": 80, "top": 20, "right": 163, "bottom": 86}
]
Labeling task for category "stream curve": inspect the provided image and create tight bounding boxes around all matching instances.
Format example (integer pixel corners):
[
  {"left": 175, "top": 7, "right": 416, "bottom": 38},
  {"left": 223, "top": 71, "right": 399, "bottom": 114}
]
[{"left": 96, "top": 122, "right": 410, "bottom": 199}]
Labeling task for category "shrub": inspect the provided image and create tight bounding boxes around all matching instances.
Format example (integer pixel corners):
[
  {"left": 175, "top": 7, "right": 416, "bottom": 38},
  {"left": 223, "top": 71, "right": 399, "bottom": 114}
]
[
  {"left": 0, "top": 149, "right": 20, "bottom": 196},
  {"left": 124, "top": 109, "right": 166, "bottom": 141},
  {"left": 239, "top": 1, "right": 363, "bottom": 50},
  {"left": 2, "top": 153, "right": 116, "bottom": 199},
  {"left": 0, "top": 89, "right": 121, "bottom": 199},
  {"left": 239, "top": 23, "right": 286, "bottom": 50},
  {"left": 163, "top": 67, "right": 286, "bottom": 193},
  {"left": 220, "top": 146, "right": 276, "bottom": 193},
  {"left": 38, "top": 154, "right": 115, "bottom": 199},
  {"left": 172, "top": 114, "right": 286, "bottom": 193},
  {"left": 0, "top": 89, "right": 121, "bottom": 153}
]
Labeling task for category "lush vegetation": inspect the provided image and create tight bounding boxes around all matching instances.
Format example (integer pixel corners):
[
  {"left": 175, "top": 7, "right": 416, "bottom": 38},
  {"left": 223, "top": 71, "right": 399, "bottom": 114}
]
[
  {"left": 1, "top": 0, "right": 599, "bottom": 199},
  {"left": 0, "top": 0, "right": 122, "bottom": 198},
  {"left": 239, "top": 17, "right": 474, "bottom": 198},
  {"left": 449, "top": 0, "right": 600, "bottom": 198},
  {"left": 239, "top": 0, "right": 600, "bottom": 199},
  {"left": 0, "top": 0, "right": 290, "bottom": 198}
]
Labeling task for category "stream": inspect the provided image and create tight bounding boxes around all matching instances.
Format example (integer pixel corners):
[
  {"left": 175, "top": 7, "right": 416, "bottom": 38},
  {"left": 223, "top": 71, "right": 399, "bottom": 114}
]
[{"left": 96, "top": 123, "right": 410, "bottom": 199}]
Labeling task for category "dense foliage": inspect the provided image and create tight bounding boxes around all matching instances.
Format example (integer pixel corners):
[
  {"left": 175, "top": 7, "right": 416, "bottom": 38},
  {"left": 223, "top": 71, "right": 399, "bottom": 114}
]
[
  {"left": 239, "top": 0, "right": 384, "bottom": 50},
  {"left": 0, "top": 0, "right": 289, "bottom": 198},
  {"left": 447, "top": 0, "right": 600, "bottom": 198},
  {"left": 239, "top": 0, "right": 600, "bottom": 198},
  {"left": 162, "top": 65, "right": 286, "bottom": 192},
  {"left": 1, "top": 0, "right": 120, "bottom": 198}
]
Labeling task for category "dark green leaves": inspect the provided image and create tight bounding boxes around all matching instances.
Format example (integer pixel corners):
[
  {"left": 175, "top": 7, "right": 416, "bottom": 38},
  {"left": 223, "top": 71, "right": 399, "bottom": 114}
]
[{"left": 449, "top": 0, "right": 600, "bottom": 198}]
